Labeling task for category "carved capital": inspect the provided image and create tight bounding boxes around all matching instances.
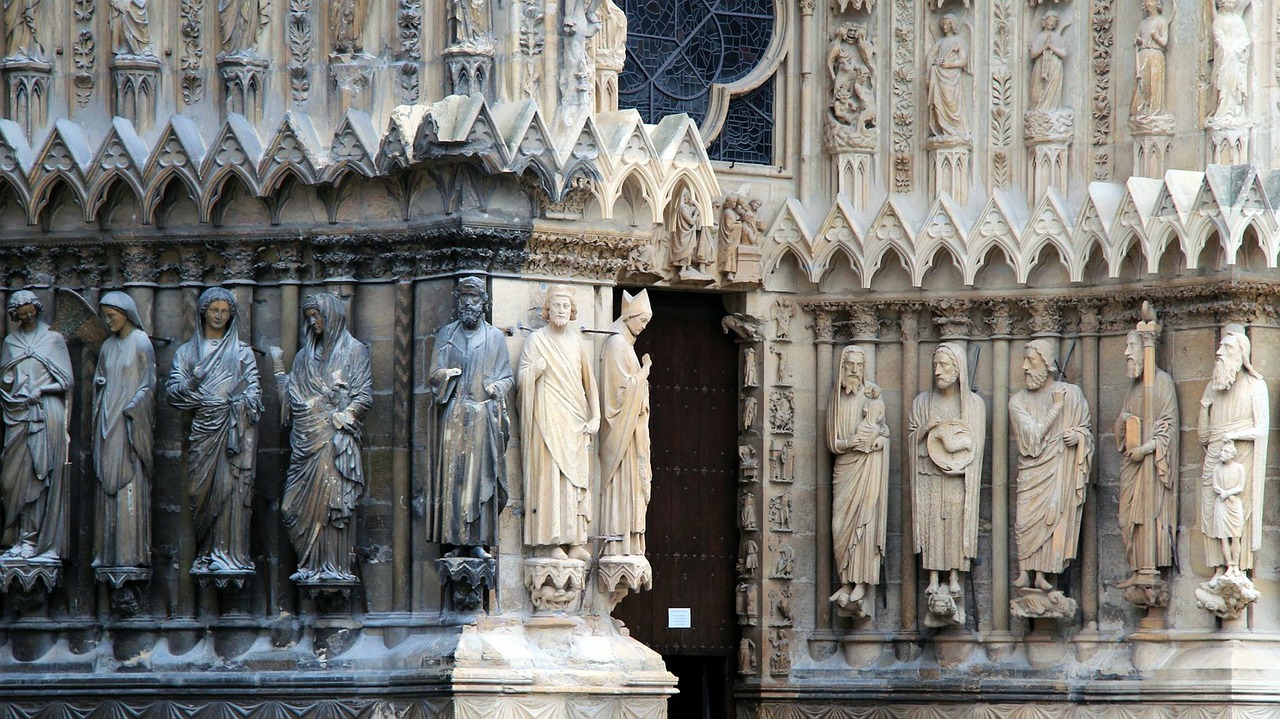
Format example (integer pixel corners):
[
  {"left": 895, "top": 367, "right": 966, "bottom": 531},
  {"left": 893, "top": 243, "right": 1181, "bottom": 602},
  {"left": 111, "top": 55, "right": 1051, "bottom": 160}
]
[
  {"left": 121, "top": 244, "right": 159, "bottom": 285},
  {"left": 1024, "top": 299, "right": 1061, "bottom": 336},
  {"left": 813, "top": 310, "right": 835, "bottom": 343}
]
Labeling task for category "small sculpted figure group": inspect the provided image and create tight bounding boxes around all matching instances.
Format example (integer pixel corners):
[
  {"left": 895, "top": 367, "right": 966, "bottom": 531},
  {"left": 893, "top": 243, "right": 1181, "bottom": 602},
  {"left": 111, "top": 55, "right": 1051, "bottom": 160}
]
[
  {"left": 0, "top": 279, "right": 657, "bottom": 612},
  {"left": 830, "top": 306, "right": 1264, "bottom": 623}
]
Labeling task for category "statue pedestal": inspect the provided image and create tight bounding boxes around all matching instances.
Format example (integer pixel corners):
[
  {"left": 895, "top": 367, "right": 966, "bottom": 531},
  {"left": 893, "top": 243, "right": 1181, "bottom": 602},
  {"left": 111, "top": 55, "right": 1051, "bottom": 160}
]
[
  {"left": 443, "top": 45, "right": 494, "bottom": 98},
  {"left": 218, "top": 53, "right": 269, "bottom": 123},
  {"left": 2, "top": 56, "right": 52, "bottom": 138},
  {"left": 597, "top": 555, "right": 652, "bottom": 612},
  {"left": 831, "top": 148, "right": 876, "bottom": 211},
  {"left": 110, "top": 54, "right": 161, "bottom": 132},
  {"left": 96, "top": 565, "right": 151, "bottom": 589},
  {"left": 191, "top": 566, "right": 254, "bottom": 589},
  {"left": 923, "top": 586, "right": 966, "bottom": 629},
  {"left": 1010, "top": 587, "right": 1078, "bottom": 622},
  {"left": 1130, "top": 115, "right": 1174, "bottom": 178},
  {"left": 1207, "top": 122, "right": 1251, "bottom": 165},
  {"left": 926, "top": 136, "right": 971, "bottom": 205},
  {"left": 436, "top": 555, "right": 496, "bottom": 615},
  {"left": 329, "top": 57, "right": 375, "bottom": 111},
  {"left": 0, "top": 554, "right": 60, "bottom": 594},
  {"left": 524, "top": 557, "right": 586, "bottom": 613},
  {"left": 1024, "top": 109, "right": 1073, "bottom": 200},
  {"left": 1195, "top": 569, "right": 1259, "bottom": 620}
]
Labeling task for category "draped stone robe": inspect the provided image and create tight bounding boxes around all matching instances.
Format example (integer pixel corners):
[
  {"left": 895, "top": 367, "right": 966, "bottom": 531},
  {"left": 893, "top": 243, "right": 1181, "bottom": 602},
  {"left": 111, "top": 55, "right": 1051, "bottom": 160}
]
[
  {"left": 599, "top": 325, "right": 650, "bottom": 557},
  {"left": 167, "top": 326, "right": 262, "bottom": 573},
  {"left": 909, "top": 383, "right": 985, "bottom": 573},
  {"left": 0, "top": 321, "right": 73, "bottom": 557},
  {"left": 425, "top": 320, "right": 513, "bottom": 549},
  {"left": 1114, "top": 368, "right": 1178, "bottom": 573},
  {"left": 828, "top": 380, "right": 888, "bottom": 586},
  {"left": 1198, "top": 371, "right": 1269, "bottom": 570},
  {"left": 1009, "top": 380, "right": 1094, "bottom": 574},
  {"left": 519, "top": 326, "right": 596, "bottom": 548},
  {"left": 93, "top": 327, "right": 155, "bottom": 569},
  {"left": 280, "top": 302, "right": 373, "bottom": 583}
]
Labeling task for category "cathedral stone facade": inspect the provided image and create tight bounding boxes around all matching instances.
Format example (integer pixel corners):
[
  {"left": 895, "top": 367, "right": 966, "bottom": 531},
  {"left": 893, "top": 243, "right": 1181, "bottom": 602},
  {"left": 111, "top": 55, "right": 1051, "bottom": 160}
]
[{"left": 0, "top": 0, "right": 1277, "bottom": 718}]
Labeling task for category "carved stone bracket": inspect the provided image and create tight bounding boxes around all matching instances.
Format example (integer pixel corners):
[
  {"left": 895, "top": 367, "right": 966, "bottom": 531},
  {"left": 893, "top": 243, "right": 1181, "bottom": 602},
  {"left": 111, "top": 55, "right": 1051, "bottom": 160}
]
[
  {"left": 96, "top": 566, "right": 151, "bottom": 590},
  {"left": 0, "top": 555, "right": 60, "bottom": 594},
  {"left": 597, "top": 555, "right": 653, "bottom": 613},
  {"left": 923, "top": 587, "right": 965, "bottom": 628},
  {"left": 524, "top": 558, "right": 586, "bottom": 613},
  {"left": 1195, "top": 570, "right": 1259, "bottom": 620},
  {"left": 1010, "top": 587, "right": 1078, "bottom": 621},
  {"left": 436, "top": 556, "right": 495, "bottom": 614},
  {"left": 3, "top": 57, "right": 52, "bottom": 139},
  {"left": 110, "top": 55, "right": 161, "bottom": 133},
  {"left": 444, "top": 48, "right": 494, "bottom": 98},
  {"left": 219, "top": 55, "right": 268, "bottom": 124},
  {"left": 191, "top": 567, "right": 254, "bottom": 590}
]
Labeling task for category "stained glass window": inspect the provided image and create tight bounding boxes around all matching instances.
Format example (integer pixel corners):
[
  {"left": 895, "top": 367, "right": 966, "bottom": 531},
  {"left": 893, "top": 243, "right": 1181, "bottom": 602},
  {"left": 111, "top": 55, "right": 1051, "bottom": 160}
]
[{"left": 617, "top": 0, "right": 776, "bottom": 165}]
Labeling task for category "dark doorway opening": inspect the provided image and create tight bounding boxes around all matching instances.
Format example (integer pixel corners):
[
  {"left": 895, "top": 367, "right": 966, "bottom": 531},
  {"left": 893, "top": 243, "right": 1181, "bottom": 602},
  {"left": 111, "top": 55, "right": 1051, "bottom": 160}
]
[{"left": 611, "top": 289, "right": 739, "bottom": 719}]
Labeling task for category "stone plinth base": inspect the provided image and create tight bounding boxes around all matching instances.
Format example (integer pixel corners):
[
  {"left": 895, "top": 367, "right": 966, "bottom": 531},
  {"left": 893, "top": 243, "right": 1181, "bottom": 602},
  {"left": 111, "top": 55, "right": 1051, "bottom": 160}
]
[
  {"left": 1195, "top": 569, "right": 1258, "bottom": 619},
  {"left": 524, "top": 557, "right": 586, "bottom": 612},
  {"left": 436, "top": 555, "right": 495, "bottom": 615},
  {"left": 0, "top": 555, "right": 60, "bottom": 593},
  {"left": 598, "top": 555, "right": 652, "bottom": 612},
  {"left": 1010, "top": 587, "right": 1077, "bottom": 621}
]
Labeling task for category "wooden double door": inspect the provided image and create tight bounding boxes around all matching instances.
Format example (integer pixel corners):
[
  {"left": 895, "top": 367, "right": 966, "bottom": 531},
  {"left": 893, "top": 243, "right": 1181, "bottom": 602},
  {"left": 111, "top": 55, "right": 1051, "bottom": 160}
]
[{"left": 612, "top": 289, "right": 740, "bottom": 719}]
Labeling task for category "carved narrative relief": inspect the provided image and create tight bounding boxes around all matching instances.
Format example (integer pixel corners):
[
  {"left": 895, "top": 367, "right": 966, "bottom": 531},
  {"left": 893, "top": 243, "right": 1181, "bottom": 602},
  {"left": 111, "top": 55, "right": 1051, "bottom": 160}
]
[
  {"left": 825, "top": 22, "right": 877, "bottom": 152},
  {"left": 828, "top": 346, "right": 888, "bottom": 618}
]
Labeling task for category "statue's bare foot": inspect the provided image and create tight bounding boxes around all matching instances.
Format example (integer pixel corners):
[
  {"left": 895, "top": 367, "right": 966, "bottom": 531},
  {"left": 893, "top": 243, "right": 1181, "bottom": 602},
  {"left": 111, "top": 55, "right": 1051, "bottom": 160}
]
[
  {"left": 1114, "top": 574, "right": 1139, "bottom": 589},
  {"left": 925, "top": 571, "right": 940, "bottom": 595},
  {"left": 567, "top": 545, "right": 591, "bottom": 562},
  {"left": 469, "top": 546, "right": 491, "bottom": 560},
  {"left": 849, "top": 583, "right": 866, "bottom": 603},
  {"left": 948, "top": 571, "right": 962, "bottom": 594},
  {"left": 1013, "top": 571, "right": 1030, "bottom": 589},
  {"left": 548, "top": 546, "right": 569, "bottom": 560},
  {"left": 1035, "top": 573, "right": 1053, "bottom": 592}
]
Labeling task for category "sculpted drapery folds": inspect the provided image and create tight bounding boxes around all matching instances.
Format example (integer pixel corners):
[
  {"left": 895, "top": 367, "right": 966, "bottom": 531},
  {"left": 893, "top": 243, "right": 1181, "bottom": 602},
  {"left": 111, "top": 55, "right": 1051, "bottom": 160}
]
[
  {"left": 926, "top": 14, "right": 969, "bottom": 140},
  {"left": 93, "top": 293, "right": 155, "bottom": 572},
  {"left": 1114, "top": 331, "right": 1178, "bottom": 580},
  {"left": 1210, "top": 0, "right": 1250, "bottom": 125},
  {"left": 0, "top": 291, "right": 72, "bottom": 560},
  {"left": 1029, "top": 12, "right": 1066, "bottom": 111},
  {"left": 909, "top": 342, "right": 985, "bottom": 595},
  {"left": 1198, "top": 325, "right": 1268, "bottom": 574},
  {"left": 3, "top": 0, "right": 43, "bottom": 61},
  {"left": 331, "top": 0, "right": 370, "bottom": 56},
  {"left": 167, "top": 287, "right": 262, "bottom": 576},
  {"left": 219, "top": 0, "right": 271, "bottom": 56},
  {"left": 1008, "top": 339, "right": 1093, "bottom": 592},
  {"left": 519, "top": 285, "right": 600, "bottom": 561},
  {"left": 827, "top": 346, "right": 889, "bottom": 611},
  {"left": 275, "top": 293, "right": 372, "bottom": 584},
  {"left": 109, "top": 0, "right": 152, "bottom": 56},
  {"left": 426, "top": 278, "right": 514, "bottom": 556},
  {"left": 599, "top": 290, "right": 653, "bottom": 558},
  {"left": 1130, "top": 0, "right": 1169, "bottom": 118}
]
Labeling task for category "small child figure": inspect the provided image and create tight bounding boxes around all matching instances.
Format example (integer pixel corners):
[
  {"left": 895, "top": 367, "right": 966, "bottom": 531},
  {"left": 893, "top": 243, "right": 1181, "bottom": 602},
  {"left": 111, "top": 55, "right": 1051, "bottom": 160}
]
[
  {"left": 854, "top": 385, "right": 887, "bottom": 451},
  {"left": 1212, "top": 440, "right": 1247, "bottom": 571}
]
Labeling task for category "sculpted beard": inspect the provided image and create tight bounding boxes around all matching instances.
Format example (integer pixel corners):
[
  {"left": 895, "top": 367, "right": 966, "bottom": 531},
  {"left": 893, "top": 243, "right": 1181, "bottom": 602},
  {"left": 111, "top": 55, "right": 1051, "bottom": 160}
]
[
  {"left": 1126, "top": 355, "right": 1142, "bottom": 380},
  {"left": 841, "top": 369, "right": 862, "bottom": 394},
  {"left": 460, "top": 304, "right": 484, "bottom": 328},
  {"left": 1211, "top": 355, "right": 1241, "bottom": 391},
  {"left": 1025, "top": 365, "right": 1050, "bottom": 391}
]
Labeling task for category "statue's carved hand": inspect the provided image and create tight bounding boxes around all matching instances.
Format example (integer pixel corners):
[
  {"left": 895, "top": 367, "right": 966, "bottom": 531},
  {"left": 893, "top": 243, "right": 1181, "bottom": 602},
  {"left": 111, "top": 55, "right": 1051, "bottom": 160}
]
[
  {"left": 1051, "top": 387, "right": 1065, "bottom": 407},
  {"left": 268, "top": 346, "right": 284, "bottom": 363},
  {"left": 585, "top": 417, "right": 600, "bottom": 435},
  {"left": 1126, "top": 446, "right": 1146, "bottom": 462},
  {"left": 1063, "top": 430, "right": 1079, "bottom": 447},
  {"left": 332, "top": 410, "right": 354, "bottom": 430}
]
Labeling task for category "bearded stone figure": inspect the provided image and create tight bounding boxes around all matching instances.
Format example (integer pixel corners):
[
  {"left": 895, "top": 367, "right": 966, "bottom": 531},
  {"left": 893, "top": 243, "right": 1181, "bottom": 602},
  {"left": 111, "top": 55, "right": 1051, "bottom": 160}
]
[
  {"left": 1008, "top": 339, "right": 1093, "bottom": 602},
  {"left": 273, "top": 293, "right": 373, "bottom": 585},
  {"left": 909, "top": 342, "right": 985, "bottom": 624},
  {"left": 0, "top": 291, "right": 72, "bottom": 563},
  {"left": 93, "top": 292, "right": 156, "bottom": 581},
  {"left": 167, "top": 287, "right": 262, "bottom": 579},
  {"left": 1197, "top": 325, "right": 1267, "bottom": 576},
  {"left": 425, "top": 277, "right": 513, "bottom": 557},
  {"left": 519, "top": 285, "right": 600, "bottom": 561},
  {"left": 1113, "top": 324, "right": 1178, "bottom": 598},
  {"left": 827, "top": 346, "right": 889, "bottom": 617}
]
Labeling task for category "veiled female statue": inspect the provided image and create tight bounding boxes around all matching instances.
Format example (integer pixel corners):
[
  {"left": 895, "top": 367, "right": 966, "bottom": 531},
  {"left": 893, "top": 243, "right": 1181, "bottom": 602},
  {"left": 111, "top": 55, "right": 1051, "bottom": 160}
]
[
  {"left": 273, "top": 293, "right": 372, "bottom": 584},
  {"left": 93, "top": 292, "right": 155, "bottom": 574},
  {"left": 166, "top": 287, "right": 262, "bottom": 577}
]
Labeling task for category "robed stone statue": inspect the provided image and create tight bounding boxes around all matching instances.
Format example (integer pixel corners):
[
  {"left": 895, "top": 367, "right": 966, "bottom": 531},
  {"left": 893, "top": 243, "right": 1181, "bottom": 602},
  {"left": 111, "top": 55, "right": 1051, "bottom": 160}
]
[
  {"left": 426, "top": 277, "right": 513, "bottom": 558},
  {"left": 93, "top": 292, "right": 155, "bottom": 580},
  {"left": 599, "top": 289, "right": 653, "bottom": 558},
  {"left": 167, "top": 287, "right": 262, "bottom": 579},
  {"left": 1009, "top": 339, "right": 1093, "bottom": 598},
  {"left": 827, "top": 345, "right": 889, "bottom": 616},
  {"left": 909, "top": 342, "right": 984, "bottom": 622},
  {"left": 519, "top": 285, "right": 600, "bottom": 562},
  {"left": 274, "top": 293, "right": 372, "bottom": 585},
  {"left": 0, "top": 290, "right": 72, "bottom": 562}
]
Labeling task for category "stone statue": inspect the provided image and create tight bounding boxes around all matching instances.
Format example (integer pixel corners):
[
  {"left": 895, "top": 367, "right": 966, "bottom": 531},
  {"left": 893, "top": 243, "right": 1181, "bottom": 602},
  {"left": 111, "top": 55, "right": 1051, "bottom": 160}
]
[
  {"left": 825, "top": 22, "right": 877, "bottom": 150},
  {"left": 1008, "top": 339, "right": 1093, "bottom": 596},
  {"left": 909, "top": 343, "right": 985, "bottom": 612},
  {"left": 743, "top": 346, "right": 757, "bottom": 388},
  {"left": 166, "top": 287, "right": 262, "bottom": 578},
  {"left": 219, "top": 0, "right": 271, "bottom": 57},
  {"left": 1197, "top": 325, "right": 1267, "bottom": 576},
  {"left": 1028, "top": 12, "right": 1066, "bottom": 111},
  {"left": 1130, "top": 0, "right": 1169, "bottom": 121},
  {"left": 272, "top": 293, "right": 373, "bottom": 585},
  {"left": 4, "top": 0, "right": 44, "bottom": 61},
  {"left": 93, "top": 292, "right": 156, "bottom": 578},
  {"left": 593, "top": 0, "right": 626, "bottom": 66},
  {"left": 1209, "top": 0, "right": 1250, "bottom": 125},
  {"left": 559, "top": 0, "right": 603, "bottom": 114},
  {"left": 738, "top": 638, "right": 756, "bottom": 675},
  {"left": 599, "top": 290, "right": 653, "bottom": 558},
  {"left": 0, "top": 291, "right": 71, "bottom": 561},
  {"left": 109, "top": 0, "right": 152, "bottom": 56},
  {"left": 827, "top": 346, "right": 889, "bottom": 616},
  {"left": 1210, "top": 440, "right": 1246, "bottom": 570},
  {"left": 447, "top": 0, "right": 489, "bottom": 48},
  {"left": 331, "top": 0, "right": 370, "bottom": 56},
  {"left": 425, "top": 277, "right": 514, "bottom": 558},
  {"left": 719, "top": 197, "right": 744, "bottom": 279},
  {"left": 670, "top": 186, "right": 713, "bottom": 282},
  {"left": 1113, "top": 312, "right": 1178, "bottom": 596},
  {"left": 926, "top": 14, "right": 970, "bottom": 141},
  {"left": 519, "top": 285, "right": 600, "bottom": 561}
]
